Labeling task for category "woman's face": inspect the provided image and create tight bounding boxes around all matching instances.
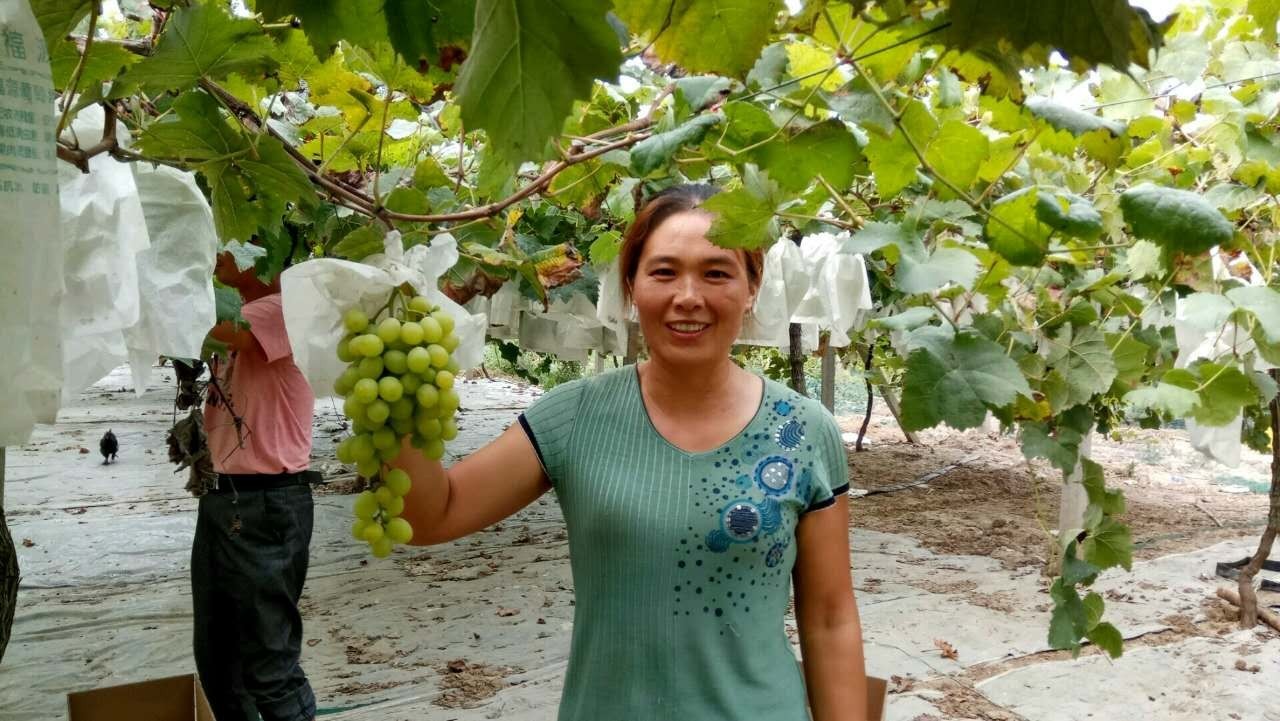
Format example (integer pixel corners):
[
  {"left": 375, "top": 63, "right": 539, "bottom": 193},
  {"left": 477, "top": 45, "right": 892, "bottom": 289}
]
[{"left": 630, "top": 211, "right": 756, "bottom": 369}]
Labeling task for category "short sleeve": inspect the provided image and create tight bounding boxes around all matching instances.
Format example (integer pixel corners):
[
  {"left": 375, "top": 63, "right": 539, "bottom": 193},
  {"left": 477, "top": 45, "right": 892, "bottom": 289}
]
[
  {"left": 518, "top": 379, "right": 586, "bottom": 486},
  {"left": 241, "top": 294, "right": 293, "bottom": 364},
  {"left": 803, "top": 407, "right": 850, "bottom": 513}
]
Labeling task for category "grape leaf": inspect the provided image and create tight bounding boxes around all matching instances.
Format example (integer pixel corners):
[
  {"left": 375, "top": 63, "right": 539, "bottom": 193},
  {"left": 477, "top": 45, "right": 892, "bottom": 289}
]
[
  {"left": 1044, "top": 325, "right": 1118, "bottom": 409},
  {"left": 384, "top": 0, "right": 475, "bottom": 66},
  {"left": 948, "top": 0, "right": 1168, "bottom": 72},
  {"left": 675, "top": 76, "right": 735, "bottom": 113},
  {"left": 1082, "top": 516, "right": 1132, "bottom": 571},
  {"left": 1082, "top": 458, "right": 1125, "bottom": 516},
  {"left": 1026, "top": 97, "right": 1125, "bottom": 137},
  {"left": 924, "top": 120, "right": 989, "bottom": 195},
  {"left": 901, "top": 330, "right": 1033, "bottom": 431},
  {"left": 1087, "top": 621, "right": 1124, "bottom": 659},
  {"left": 588, "top": 229, "right": 622, "bottom": 266},
  {"left": 757, "top": 119, "right": 861, "bottom": 192},
  {"left": 453, "top": 0, "right": 622, "bottom": 164},
  {"left": 1120, "top": 184, "right": 1235, "bottom": 255},
  {"left": 221, "top": 240, "right": 267, "bottom": 271},
  {"left": 1250, "top": 0, "right": 1280, "bottom": 44},
  {"left": 213, "top": 285, "right": 247, "bottom": 326},
  {"left": 703, "top": 182, "right": 779, "bottom": 250},
  {"left": 1061, "top": 542, "right": 1101, "bottom": 586},
  {"left": 332, "top": 224, "right": 388, "bottom": 261},
  {"left": 1048, "top": 578, "right": 1088, "bottom": 651},
  {"left": 123, "top": 2, "right": 278, "bottom": 93},
  {"left": 50, "top": 35, "right": 139, "bottom": 91},
  {"left": 256, "top": 0, "right": 387, "bottom": 59},
  {"left": 1020, "top": 422, "right": 1083, "bottom": 475},
  {"left": 1226, "top": 286, "right": 1280, "bottom": 344},
  {"left": 1190, "top": 362, "right": 1258, "bottom": 427},
  {"left": 617, "top": 0, "right": 783, "bottom": 76},
  {"left": 897, "top": 247, "right": 980, "bottom": 295},
  {"left": 1124, "top": 240, "right": 1164, "bottom": 281},
  {"left": 868, "top": 307, "right": 937, "bottom": 332},
  {"left": 29, "top": 0, "right": 91, "bottom": 49},
  {"left": 986, "top": 188, "right": 1053, "bottom": 266},
  {"left": 1036, "top": 190, "right": 1103, "bottom": 241},
  {"left": 864, "top": 129, "right": 919, "bottom": 199},
  {"left": 630, "top": 114, "right": 722, "bottom": 177},
  {"left": 1125, "top": 378, "right": 1199, "bottom": 419}
]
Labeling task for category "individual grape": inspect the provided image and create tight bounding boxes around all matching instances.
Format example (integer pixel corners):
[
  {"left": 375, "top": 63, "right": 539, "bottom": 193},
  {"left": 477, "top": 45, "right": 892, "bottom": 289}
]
[
  {"left": 372, "top": 427, "right": 397, "bottom": 451},
  {"left": 417, "top": 417, "right": 442, "bottom": 439},
  {"left": 406, "top": 346, "right": 431, "bottom": 374},
  {"left": 384, "top": 468, "right": 411, "bottom": 496},
  {"left": 420, "top": 368, "right": 437, "bottom": 383},
  {"left": 350, "top": 434, "right": 376, "bottom": 463},
  {"left": 351, "top": 418, "right": 373, "bottom": 434},
  {"left": 400, "top": 373, "right": 422, "bottom": 396},
  {"left": 379, "top": 443, "right": 402, "bottom": 463},
  {"left": 390, "top": 416, "right": 414, "bottom": 436},
  {"left": 344, "top": 308, "right": 370, "bottom": 333},
  {"left": 333, "top": 372, "right": 355, "bottom": 397},
  {"left": 353, "top": 377, "right": 379, "bottom": 404},
  {"left": 441, "top": 418, "right": 458, "bottom": 441},
  {"left": 356, "top": 458, "right": 380, "bottom": 478},
  {"left": 424, "top": 438, "right": 445, "bottom": 460},
  {"left": 441, "top": 333, "right": 460, "bottom": 353},
  {"left": 427, "top": 344, "right": 449, "bottom": 369},
  {"left": 409, "top": 434, "right": 427, "bottom": 449},
  {"left": 389, "top": 397, "right": 415, "bottom": 420},
  {"left": 419, "top": 316, "right": 443, "bottom": 344},
  {"left": 353, "top": 491, "right": 378, "bottom": 520},
  {"left": 415, "top": 383, "right": 439, "bottom": 408},
  {"left": 408, "top": 295, "right": 432, "bottom": 315},
  {"left": 374, "top": 486, "right": 394, "bottom": 506},
  {"left": 361, "top": 522, "right": 384, "bottom": 543},
  {"left": 376, "top": 317, "right": 402, "bottom": 345},
  {"left": 366, "top": 399, "right": 391, "bottom": 425},
  {"left": 357, "top": 356, "right": 384, "bottom": 380},
  {"left": 336, "top": 438, "right": 356, "bottom": 464},
  {"left": 353, "top": 333, "right": 384, "bottom": 357},
  {"left": 377, "top": 376, "right": 404, "bottom": 402},
  {"left": 385, "top": 517, "right": 413, "bottom": 544},
  {"left": 445, "top": 358, "right": 460, "bottom": 374},
  {"left": 370, "top": 536, "right": 394, "bottom": 558},
  {"left": 431, "top": 310, "right": 455, "bottom": 336},
  {"left": 343, "top": 396, "right": 365, "bottom": 420},
  {"left": 434, "top": 370, "right": 455, "bottom": 391},
  {"left": 351, "top": 518, "right": 371, "bottom": 540},
  {"left": 400, "top": 321, "right": 424, "bottom": 346},
  {"left": 438, "top": 388, "right": 461, "bottom": 414},
  {"left": 336, "top": 335, "right": 358, "bottom": 363},
  {"left": 382, "top": 495, "right": 405, "bottom": 517},
  {"left": 383, "top": 349, "right": 409, "bottom": 375}
]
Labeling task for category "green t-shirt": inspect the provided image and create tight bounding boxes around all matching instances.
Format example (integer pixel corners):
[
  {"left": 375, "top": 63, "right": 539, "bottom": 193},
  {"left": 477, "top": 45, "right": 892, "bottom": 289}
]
[{"left": 519, "top": 366, "right": 850, "bottom": 721}]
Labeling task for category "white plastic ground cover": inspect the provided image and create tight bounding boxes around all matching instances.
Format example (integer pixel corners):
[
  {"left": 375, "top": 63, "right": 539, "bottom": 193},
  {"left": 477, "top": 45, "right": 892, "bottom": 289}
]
[
  {"left": 280, "top": 230, "right": 487, "bottom": 396},
  {"left": 0, "top": 0, "right": 63, "bottom": 446}
]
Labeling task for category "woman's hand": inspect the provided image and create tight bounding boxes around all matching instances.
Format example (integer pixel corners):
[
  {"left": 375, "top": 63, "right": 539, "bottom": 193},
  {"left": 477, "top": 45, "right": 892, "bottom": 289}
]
[
  {"left": 794, "top": 495, "right": 869, "bottom": 721},
  {"left": 391, "top": 423, "right": 551, "bottom": 545}
]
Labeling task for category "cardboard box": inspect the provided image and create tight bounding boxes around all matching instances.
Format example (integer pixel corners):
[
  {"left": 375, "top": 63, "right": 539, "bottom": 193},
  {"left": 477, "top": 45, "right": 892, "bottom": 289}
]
[{"left": 67, "top": 674, "right": 214, "bottom": 721}]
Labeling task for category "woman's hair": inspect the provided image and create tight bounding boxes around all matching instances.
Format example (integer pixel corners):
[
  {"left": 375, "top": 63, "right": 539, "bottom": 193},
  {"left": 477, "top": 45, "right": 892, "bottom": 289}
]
[{"left": 618, "top": 183, "right": 765, "bottom": 304}]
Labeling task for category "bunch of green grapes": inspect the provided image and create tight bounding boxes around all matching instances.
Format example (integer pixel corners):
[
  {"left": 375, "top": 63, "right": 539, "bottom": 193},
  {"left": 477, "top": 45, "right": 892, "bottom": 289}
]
[{"left": 333, "top": 292, "right": 462, "bottom": 557}]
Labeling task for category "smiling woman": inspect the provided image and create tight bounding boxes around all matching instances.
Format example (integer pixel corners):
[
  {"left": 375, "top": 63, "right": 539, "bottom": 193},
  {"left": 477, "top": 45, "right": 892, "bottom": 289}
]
[{"left": 392, "top": 184, "right": 868, "bottom": 721}]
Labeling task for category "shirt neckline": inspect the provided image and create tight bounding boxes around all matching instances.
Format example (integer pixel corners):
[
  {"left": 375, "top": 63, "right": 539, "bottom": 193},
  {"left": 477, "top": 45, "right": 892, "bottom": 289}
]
[{"left": 632, "top": 364, "right": 768, "bottom": 459}]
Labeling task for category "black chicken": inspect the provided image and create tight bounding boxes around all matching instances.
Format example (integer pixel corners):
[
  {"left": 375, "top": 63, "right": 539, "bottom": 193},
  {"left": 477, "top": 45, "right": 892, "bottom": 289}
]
[{"left": 100, "top": 430, "right": 118, "bottom": 465}]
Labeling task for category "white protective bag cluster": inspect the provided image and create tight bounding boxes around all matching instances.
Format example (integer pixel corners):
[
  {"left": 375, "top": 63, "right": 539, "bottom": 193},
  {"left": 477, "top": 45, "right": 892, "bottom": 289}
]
[
  {"left": 280, "top": 230, "right": 487, "bottom": 396},
  {"left": 0, "top": 0, "right": 61, "bottom": 445},
  {"left": 57, "top": 105, "right": 218, "bottom": 401}
]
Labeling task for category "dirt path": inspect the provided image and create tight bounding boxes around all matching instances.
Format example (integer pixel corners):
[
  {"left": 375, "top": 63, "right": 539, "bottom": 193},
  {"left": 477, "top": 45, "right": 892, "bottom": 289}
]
[{"left": 2, "top": 367, "right": 1276, "bottom": 720}]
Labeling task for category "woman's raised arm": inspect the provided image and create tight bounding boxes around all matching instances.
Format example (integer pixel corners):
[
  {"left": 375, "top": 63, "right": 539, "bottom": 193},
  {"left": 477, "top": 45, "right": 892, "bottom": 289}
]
[{"left": 391, "top": 423, "right": 551, "bottom": 545}]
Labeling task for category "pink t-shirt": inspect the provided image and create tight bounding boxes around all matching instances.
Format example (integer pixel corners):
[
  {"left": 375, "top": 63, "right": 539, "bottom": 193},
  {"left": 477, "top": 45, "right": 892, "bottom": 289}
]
[{"left": 205, "top": 294, "right": 314, "bottom": 474}]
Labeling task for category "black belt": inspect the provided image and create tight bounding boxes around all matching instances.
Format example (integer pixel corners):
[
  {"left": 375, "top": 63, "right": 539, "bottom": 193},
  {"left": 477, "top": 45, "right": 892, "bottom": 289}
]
[{"left": 212, "top": 470, "right": 320, "bottom": 493}]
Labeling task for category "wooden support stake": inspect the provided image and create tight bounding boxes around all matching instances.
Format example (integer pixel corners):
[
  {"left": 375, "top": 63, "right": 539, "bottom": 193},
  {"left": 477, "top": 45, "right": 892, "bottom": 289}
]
[
  {"left": 1215, "top": 587, "right": 1280, "bottom": 635},
  {"left": 820, "top": 340, "right": 836, "bottom": 413}
]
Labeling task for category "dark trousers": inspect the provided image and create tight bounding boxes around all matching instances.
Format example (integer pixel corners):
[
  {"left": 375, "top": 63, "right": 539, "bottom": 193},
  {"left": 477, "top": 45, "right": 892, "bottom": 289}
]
[{"left": 192, "top": 481, "right": 316, "bottom": 721}]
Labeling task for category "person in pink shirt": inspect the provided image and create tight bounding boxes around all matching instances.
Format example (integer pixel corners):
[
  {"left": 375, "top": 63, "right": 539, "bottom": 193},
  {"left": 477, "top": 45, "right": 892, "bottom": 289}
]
[{"left": 194, "top": 251, "right": 317, "bottom": 721}]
